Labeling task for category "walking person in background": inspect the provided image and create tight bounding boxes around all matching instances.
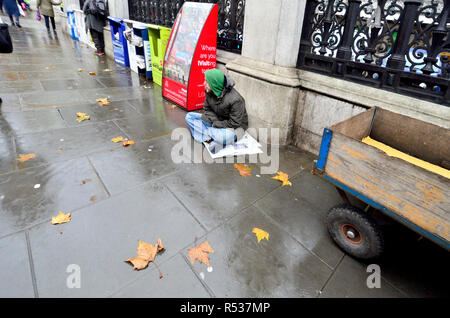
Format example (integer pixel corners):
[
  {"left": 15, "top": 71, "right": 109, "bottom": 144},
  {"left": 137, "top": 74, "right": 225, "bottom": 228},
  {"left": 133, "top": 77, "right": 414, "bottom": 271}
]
[
  {"left": 83, "top": 0, "right": 108, "bottom": 56},
  {"left": 0, "top": 0, "right": 4, "bottom": 14},
  {"left": 3, "top": 0, "right": 21, "bottom": 28},
  {"left": 37, "top": 0, "right": 56, "bottom": 33}
]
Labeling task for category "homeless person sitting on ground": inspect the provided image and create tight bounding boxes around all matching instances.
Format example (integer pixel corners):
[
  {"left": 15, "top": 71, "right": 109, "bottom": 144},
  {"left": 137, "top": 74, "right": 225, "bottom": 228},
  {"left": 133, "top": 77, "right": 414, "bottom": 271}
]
[{"left": 185, "top": 69, "right": 248, "bottom": 154}]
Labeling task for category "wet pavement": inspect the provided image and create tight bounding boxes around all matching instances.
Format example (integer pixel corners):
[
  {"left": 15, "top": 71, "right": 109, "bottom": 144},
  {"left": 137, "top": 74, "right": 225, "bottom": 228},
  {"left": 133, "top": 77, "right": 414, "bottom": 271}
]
[{"left": 1, "top": 14, "right": 449, "bottom": 298}]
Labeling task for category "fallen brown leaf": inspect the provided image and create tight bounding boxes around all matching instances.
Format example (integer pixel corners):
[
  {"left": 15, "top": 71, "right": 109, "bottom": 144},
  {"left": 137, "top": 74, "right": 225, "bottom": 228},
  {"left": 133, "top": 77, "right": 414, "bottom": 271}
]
[
  {"left": 81, "top": 178, "right": 91, "bottom": 185},
  {"left": 188, "top": 241, "right": 214, "bottom": 267},
  {"left": 89, "top": 72, "right": 96, "bottom": 75},
  {"left": 126, "top": 239, "right": 165, "bottom": 271},
  {"left": 90, "top": 195, "right": 97, "bottom": 202},
  {"left": 234, "top": 163, "right": 252, "bottom": 177},
  {"left": 17, "top": 154, "right": 36, "bottom": 162},
  {"left": 122, "top": 140, "right": 135, "bottom": 147}
]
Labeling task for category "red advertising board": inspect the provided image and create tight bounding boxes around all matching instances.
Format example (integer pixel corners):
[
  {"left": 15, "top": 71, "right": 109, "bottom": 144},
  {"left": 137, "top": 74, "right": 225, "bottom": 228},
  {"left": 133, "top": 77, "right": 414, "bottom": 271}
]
[{"left": 162, "top": 2, "right": 218, "bottom": 111}]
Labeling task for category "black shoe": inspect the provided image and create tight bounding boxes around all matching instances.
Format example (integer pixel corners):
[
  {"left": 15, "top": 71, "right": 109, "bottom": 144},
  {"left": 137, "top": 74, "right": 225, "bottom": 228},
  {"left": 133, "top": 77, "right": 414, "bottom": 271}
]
[{"left": 16, "top": 23, "right": 22, "bottom": 28}]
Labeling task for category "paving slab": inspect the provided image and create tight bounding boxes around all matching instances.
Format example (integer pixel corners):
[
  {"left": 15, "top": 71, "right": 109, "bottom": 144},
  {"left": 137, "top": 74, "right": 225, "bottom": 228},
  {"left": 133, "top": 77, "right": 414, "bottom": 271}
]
[
  {"left": 0, "top": 80, "right": 43, "bottom": 94},
  {"left": 162, "top": 162, "right": 281, "bottom": 231},
  {"left": 0, "top": 136, "right": 16, "bottom": 174},
  {"left": 0, "top": 109, "right": 67, "bottom": 136},
  {"left": 320, "top": 256, "right": 405, "bottom": 298},
  {"left": 287, "top": 171, "right": 344, "bottom": 216},
  {"left": 185, "top": 205, "right": 333, "bottom": 297},
  {"left": 0, "top": 232, "right": 35, "bottom": 297},
  {"left": 78, "top": 87, "right": 154, "bottom": 103},
  {"left": 113, "top": 113, "right": 178, "bottom": 141},
  {"left": 57, "top": 101, "right": 139, "bottom": 127},
  {"left": 13, "top": 121, "right": 124, "bottom": 168},
  {"left": 111, "top": 254, "right": 211, "bottom": 298},
  {"left": 254, "top": 187, "right": 344, "bottom": 269},
  {"left": 20, "top": 90, "right": 89, "bottom": 109},
  {"left": 88, "top": 135, "right": 188, "bottom": 195},
  {"left": 28, "top": 182, "right": 206, "bottom": 297},
  {"left": 0, "top": 157, "right": 108, "bottom": 237},
  {"left": 40, "top": 78, "right": 105, "bottom": 91}
]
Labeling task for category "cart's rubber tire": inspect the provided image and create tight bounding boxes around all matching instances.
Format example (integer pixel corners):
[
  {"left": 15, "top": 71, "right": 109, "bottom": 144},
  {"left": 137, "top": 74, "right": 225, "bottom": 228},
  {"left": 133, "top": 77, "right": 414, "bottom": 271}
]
[{"left": 326, "top": 204, "right": 384, "bottom": 260}]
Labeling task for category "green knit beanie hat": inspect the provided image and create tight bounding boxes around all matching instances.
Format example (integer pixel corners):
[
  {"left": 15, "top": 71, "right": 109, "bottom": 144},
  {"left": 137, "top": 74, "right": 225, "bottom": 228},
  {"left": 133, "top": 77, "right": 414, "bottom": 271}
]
[{"left": 205, "top": 69, "right": 225, "bottom": 98}]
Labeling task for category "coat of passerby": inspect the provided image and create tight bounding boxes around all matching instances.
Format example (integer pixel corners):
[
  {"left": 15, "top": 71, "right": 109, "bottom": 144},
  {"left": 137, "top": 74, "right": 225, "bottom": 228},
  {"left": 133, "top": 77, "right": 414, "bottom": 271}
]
[
  {"left": 82, "top": 0, "right": 108, "bottom": 56},
  {"left": 37, "top": 0, "right": 56, "bottom": 32},
  {"left": 0, "top": 0, "right": 4, "bottom": 14},
  {"left": 3, "top": 0, "right": 21, "bottom": 28}
]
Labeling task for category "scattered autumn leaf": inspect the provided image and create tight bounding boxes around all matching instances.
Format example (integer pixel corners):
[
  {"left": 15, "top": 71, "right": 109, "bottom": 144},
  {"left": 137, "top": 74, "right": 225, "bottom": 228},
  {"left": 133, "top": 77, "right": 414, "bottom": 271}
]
[
  {"left": 252, "top": 227, "right": 269, "bottom": 243},
  {"left": 51, "top": 211, "right": 71, "bottom": 225},
  {"left": 81, "top": 178, "right": 91, "bottom": 185},
  {"left": 122, "top": 140, "right": 135, "bottom": 147},
  {"left": 272, "top": 171, "right": 292, "bottom": 186},
  {"left": 126, "top": 239, "right": 164, "bottom": 270},
  {"left": 113, "top": 108, "right": 119, "bottom": 111},
  {"left": 90, "top": 195, "right": 97, "bottom": 202},
  {"left": 76, "top": 112, "right": 90, "bottom": 122},
  {"left": 170, "top": 105, "right": 177, "bottom": 109},
  {"left": 89, "top": 72, "right": 96, "bottom": 75},
  {"left": 103, "top": 69, "right": 112, "bottom": 72},
  {"left": 234, "top": 163, "right": 252, "bottom": 177},
  {"left": 17, "top": 153, "right": 36, "bottom": 162},
  {"left": 188, "top": 241, "right": 214, "bottom": 267},
  {"left": 111, "top": 136, "right": 124, "bottom": 143},
  {"left": 56, "top": 147, "right": 63, "bottom": 152},
  {"left": 96, "top": 97, "right": 111, "bottom": 106},
  {"left": 67, "top": 86, "right": 73, "bottom": 90},
  {"left": 77, "top": 68, "right": 83, "bottom": 72}
]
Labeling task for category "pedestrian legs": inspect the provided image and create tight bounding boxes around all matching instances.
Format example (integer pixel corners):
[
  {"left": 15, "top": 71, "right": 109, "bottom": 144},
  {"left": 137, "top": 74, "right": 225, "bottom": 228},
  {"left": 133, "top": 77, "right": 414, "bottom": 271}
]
[{"left": 90, "top": 29, "right": 105, "bottom": 53}]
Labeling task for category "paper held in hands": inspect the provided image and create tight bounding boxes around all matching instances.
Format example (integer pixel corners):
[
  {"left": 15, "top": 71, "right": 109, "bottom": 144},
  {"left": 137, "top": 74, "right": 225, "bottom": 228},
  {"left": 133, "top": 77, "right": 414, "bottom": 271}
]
[{"left": 203, "top": 132, "right": 263, "bottom": 159}]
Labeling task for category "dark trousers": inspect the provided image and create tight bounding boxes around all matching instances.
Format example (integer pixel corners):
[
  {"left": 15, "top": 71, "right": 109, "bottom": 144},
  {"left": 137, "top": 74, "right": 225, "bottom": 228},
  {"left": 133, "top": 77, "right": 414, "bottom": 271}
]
[
  {"left": 44, "top": 15, "right": 56, "bottom": 30},
  {"left": 90, "top": 29, "right": 104, "bottom": 52}
]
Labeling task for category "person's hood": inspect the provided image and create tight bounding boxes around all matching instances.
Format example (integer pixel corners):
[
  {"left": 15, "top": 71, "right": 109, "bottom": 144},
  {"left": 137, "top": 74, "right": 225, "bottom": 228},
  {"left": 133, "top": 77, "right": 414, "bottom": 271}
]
[
  {"left": 217, "top": 75, "right": 235, "bottom": 99},
  {"left": 205, "top": 69, "right": 225, "bottom": 98}
]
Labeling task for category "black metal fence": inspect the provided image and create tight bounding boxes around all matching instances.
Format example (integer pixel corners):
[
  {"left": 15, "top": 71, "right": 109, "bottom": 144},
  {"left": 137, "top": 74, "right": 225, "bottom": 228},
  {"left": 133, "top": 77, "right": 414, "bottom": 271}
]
[
  {"left": 127, "top": 0, "right": 245, "bottom": 54},
  {"left": 297, "top": 0, "right": 450, "bottom": 106}
]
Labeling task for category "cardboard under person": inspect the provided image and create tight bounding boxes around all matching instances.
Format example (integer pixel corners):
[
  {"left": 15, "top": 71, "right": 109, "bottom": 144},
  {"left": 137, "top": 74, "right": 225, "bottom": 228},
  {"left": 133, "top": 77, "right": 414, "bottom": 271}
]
[{"left": 185, "top": 69, "right": 261, "bottom": 156}]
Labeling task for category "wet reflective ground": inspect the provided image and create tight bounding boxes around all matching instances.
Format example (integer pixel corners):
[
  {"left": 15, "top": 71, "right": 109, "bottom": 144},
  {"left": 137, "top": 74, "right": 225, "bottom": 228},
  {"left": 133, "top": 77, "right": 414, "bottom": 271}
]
[{"left": 1, "top": 14, "right": 448, "bottom": 298}]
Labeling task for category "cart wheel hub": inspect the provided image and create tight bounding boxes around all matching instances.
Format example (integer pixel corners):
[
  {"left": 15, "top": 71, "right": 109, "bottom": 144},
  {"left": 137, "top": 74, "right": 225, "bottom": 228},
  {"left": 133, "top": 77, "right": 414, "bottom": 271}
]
[{"left": 341, "top": 224, "right": 363, "bottom": 244}]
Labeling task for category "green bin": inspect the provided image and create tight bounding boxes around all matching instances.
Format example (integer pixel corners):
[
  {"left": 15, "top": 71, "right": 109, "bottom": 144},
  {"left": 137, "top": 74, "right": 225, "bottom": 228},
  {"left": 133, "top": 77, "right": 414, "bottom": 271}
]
[{"left": 148, "top": 24, "right": 172, "bottom": 86}]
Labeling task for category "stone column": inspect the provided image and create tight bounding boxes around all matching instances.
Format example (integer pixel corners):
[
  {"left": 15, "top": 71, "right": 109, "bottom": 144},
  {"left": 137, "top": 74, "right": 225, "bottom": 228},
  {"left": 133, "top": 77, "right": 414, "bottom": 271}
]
[{"left": 225, "top": 0, "right": 307, "bottom": 145}]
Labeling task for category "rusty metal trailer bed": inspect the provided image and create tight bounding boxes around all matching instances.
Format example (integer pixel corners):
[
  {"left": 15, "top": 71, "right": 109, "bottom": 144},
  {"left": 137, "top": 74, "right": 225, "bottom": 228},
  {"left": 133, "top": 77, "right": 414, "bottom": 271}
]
[{"left": 312, "top": 107, "right": 449, "bottom": 259}]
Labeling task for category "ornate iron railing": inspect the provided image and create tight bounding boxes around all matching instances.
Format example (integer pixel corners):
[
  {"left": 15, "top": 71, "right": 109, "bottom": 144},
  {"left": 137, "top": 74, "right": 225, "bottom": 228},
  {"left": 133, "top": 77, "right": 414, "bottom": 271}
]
[
  {"left": 128, "top": 0, "right": 245, "bottom": 54},
  {"left": 297, "top": 0, "right": 450, "bottom": 106}
]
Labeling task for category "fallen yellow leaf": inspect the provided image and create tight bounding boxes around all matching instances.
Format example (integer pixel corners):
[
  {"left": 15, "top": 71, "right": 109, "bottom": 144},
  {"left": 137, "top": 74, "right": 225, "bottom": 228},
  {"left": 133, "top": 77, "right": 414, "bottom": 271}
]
[
  {"left": 17, "top": 153, "right": 36, "bottom": 162},
  {"left": 96, "top": 97, "right": 111, "bottom": 106},
  {"left": 103, "top": 69, "right": 112, "bottom": 72},
  {"left": 76, "top": 112, "right": 90, "bottom": 122},
  {"left": 234, "top": 163, "right": 252, "bottom": 177},
  {"left": 272, "top": 171, "right": 292, "bottom": 186},
  {"left": 170, "top": 105, "right": 177, "bottom": 109},
  {"left": 77, "top": 68, "right": 83, "bottom": 72},
  {"left": 51, "top": 211, "right": 71, "bottom": 225},
  {"left": 252, "top": 227, "right": 269, "bottom": 243},
  {"left": 111, "top": 136, "right": 124, "bottom": 143}
]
